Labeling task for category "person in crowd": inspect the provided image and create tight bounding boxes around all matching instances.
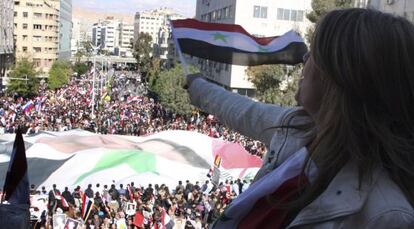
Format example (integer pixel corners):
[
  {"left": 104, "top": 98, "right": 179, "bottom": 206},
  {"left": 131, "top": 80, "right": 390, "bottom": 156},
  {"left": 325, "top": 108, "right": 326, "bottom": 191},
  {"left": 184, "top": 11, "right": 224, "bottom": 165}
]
[
  {"left": 84, "top": 184, "right": 94, "bottom": 198},
  {"left": 62, "top": 187, "right": 75, "bottom": 206},
  {"left": 185, "top": 8, "right": 414, "bottom": 228}
]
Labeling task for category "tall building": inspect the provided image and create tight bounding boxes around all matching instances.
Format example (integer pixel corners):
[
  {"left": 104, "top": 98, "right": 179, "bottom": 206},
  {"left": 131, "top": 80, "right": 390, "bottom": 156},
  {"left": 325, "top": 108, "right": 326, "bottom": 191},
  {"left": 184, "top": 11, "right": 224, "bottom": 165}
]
[
  {"left": 133, "top": 8, "right": 184, "bottom": 64},
  {"left": 14, "top": 0, "right": 60, "bottom": 73},
  {"left": 92, "top": 22, "right": 102, "bottom": 47},
  {"left": 91, "top": 17, "right": 134, "bottom": 57},
  {"left": 118, "top": 23, "right": 134, "bottom": 57},
  {"left": 71, "top": 18, "right": 93, "bottom": 57},
  {"left": 58, "top": 0, "right": 72, "bottom": 60},
  {"left": 0, "top": 0, "right": 14, "bottom": 88},
  {"left": 191, "top": 0, "right": 312, "bottom": 96},
  {"left": 368, "top": 0, "right": 414, "bottom": 22},
  {"left": 100, "top": 19, "right": 120, "bottom": 53}
]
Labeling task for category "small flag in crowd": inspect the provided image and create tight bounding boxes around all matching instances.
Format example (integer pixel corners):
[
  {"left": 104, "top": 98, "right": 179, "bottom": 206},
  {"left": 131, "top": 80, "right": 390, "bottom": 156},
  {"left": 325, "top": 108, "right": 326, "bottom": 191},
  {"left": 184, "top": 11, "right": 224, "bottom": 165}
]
[
  {"left": 21, "top": 100, "right": 34, "bottom": 113},
  {"left": 81, "top": 194, "right": 94, "bottom": 221},
  {"left": 171, "top": 19, "right": 308, "bottom": 66},
  {"left": 1, "top": 128, "right": 30, "bottom": 205}
]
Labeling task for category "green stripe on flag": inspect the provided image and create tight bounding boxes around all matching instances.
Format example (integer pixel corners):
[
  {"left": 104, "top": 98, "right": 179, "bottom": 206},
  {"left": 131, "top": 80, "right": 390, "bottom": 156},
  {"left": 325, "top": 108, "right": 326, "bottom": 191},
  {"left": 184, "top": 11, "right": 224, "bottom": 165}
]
[{"left": 75, "top": 150, "right": 158, "bottom": 185}]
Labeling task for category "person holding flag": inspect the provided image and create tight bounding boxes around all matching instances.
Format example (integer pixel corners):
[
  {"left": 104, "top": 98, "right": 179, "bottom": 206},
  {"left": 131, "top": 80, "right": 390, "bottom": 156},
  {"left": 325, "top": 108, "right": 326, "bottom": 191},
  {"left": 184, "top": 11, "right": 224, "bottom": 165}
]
[{"left": 178, "top": 8, "right": 414, "bottom": 228}]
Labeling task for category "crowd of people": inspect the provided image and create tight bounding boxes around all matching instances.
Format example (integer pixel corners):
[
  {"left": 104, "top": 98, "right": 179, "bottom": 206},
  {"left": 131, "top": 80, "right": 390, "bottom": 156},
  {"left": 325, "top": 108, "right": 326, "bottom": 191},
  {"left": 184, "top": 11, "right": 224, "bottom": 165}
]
[
  {"left": 30, "top": 179, "right": 250, "bottom": 228},
  {"left": 0, "top": 71, "right": 266, "bottom": 158}
]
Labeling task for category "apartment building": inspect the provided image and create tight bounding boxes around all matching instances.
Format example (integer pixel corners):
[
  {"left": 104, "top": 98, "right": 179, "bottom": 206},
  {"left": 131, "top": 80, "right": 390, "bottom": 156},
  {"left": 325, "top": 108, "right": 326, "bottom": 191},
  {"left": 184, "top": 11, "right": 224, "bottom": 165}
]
[
  {"left": 134, "top": 8, "right": 184, "bottom": 64},
  {"left": 192, "top": 0, "right": 312, "bottom": 96},
  {"left": 58, "top": 0, "right": 72, "bottom": 60},
  {"left": 14, "top": 0, "right": 60, "bottom": 73},
  {"left": 0, "top": 0, "right": 14, "bottom": 88},
  {"left": 118, "top": 23, "right": 134, "bottom": 57}
]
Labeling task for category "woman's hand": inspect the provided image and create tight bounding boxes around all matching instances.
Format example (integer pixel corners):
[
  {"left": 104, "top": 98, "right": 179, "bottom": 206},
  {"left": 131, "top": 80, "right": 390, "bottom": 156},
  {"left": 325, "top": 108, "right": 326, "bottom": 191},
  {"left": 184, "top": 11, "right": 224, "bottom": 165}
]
[{"left": 184, "top": 73, "right": 204, "bottom": 90}]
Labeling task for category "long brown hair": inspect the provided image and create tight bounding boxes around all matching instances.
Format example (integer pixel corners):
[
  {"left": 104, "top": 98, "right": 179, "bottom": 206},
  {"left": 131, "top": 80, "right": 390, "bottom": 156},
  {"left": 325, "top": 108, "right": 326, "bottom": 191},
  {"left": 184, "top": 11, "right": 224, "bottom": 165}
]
[{"left": 274, "top": 8, "right": 414, "bottom": 210}]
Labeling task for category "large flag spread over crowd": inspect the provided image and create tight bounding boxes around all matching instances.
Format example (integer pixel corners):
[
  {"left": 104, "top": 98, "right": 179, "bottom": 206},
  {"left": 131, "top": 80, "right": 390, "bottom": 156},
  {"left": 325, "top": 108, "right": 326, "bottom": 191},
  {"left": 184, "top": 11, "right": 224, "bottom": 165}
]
[
  {"left": 171, "top": 19, "right": 308, "bottom": 66},
  {"left": 0, "top": 130, "right": 262, "bottom": 190}
]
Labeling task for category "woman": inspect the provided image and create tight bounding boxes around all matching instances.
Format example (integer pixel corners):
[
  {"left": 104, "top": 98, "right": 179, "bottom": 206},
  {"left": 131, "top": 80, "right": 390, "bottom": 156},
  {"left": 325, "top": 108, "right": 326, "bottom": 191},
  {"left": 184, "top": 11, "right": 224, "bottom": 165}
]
[{"left": 185, "top": 8, "right": 414, "bottom": 228}]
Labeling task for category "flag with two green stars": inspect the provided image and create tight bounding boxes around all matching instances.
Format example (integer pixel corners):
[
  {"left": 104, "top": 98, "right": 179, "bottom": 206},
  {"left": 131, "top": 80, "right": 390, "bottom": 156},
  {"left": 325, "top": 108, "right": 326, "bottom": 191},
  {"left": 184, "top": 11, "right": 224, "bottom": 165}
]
[{"left": 171, "top": 19, "right": 308, "bottom": 66}]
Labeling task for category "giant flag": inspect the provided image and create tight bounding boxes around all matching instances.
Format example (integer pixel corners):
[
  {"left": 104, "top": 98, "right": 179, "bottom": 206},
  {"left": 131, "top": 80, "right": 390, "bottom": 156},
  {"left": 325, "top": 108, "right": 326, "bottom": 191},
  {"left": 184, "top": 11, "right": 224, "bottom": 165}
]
[
  {"left": 2, "top": 129, "right": 30, "bottom": 205},
  {"left": 171, "top": 19, "right": 308, "bottom": 66}
]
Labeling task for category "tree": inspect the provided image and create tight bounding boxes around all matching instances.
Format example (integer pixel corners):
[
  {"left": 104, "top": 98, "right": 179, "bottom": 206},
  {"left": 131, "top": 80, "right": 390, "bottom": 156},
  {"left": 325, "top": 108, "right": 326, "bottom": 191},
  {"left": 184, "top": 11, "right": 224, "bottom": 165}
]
[
  {"left": 246, "top": 64, "right": 302, "bottom": 106},
  {"left": 82, "top": 41, "right": 94, "bottom": 61},
  {"left": 152, "top": 64, "right": 197, "bottom": 115},
  {"left": 74, "top": 49, "right": 85, "bottom": 63},
  {"left": 6, "top": 58, "right": 40, "bottom": 97},
  {"left": 73, "top": 62, "right": 88, "bottom": 76},
  {"left": 133, "top": 32, "right": 153, "bottom": 75},
  {"left": 48, "top": 61, "right": 72, "bottom": 90},
  {"left": 306, "top": 0, "right": 355, "bottom": 42},
  {"left": 148, "top": 58, "right": 161, "bottom": 90}
]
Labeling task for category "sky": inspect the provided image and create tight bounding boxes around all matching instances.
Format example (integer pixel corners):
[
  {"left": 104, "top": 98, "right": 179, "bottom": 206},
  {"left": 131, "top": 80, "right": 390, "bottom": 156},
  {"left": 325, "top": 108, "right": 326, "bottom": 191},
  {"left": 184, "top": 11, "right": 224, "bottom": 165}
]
[{"left": 72, "top": 0, "right": 197, "bottom": 18}]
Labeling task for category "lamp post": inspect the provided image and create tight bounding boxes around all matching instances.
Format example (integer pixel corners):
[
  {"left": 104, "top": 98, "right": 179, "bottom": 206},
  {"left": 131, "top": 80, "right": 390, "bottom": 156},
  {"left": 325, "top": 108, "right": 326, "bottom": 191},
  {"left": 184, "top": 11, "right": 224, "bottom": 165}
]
[{"left": 90, "top": 45, "right": 99, "bottom": 118}]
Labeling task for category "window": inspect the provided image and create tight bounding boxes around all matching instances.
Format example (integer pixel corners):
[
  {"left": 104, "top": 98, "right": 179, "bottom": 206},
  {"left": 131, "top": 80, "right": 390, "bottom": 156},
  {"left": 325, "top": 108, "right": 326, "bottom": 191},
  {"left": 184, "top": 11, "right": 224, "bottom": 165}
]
[
  {"left": 23, "top": 12, "right": 28, "bottom": 17},
  {"left": 22, "top": 35, "right": 27, "bottom": 40},
  {"left": 33, "top": 36, "right": 42, "bottom": 41},
  {"left": 291, "top": 10, "right": 297, "bottom": 21},
  {"left": 253, "top": 6, "right": 267, "bottom": 18},
  {"left": 277, "top": 8, "right": 284, "bottom": 20},
  {"left": 212, "top": 11, "right": 216, "bottom": 20},
  {"left": 224, "top": 7, "right": 229, "bottom": 19},
  {"left": 22, "top": 47, "right": 27, "bottom": 52},
  {"left": 297, "top": 10, "right": 304, "bottom": 21},
  {"left": 260, "top": 7, "right": 268, "bottom": 18},
  {"left": 283, "top": 9, "right": 290, "bottom": 20},
  {"left": 14, "top": 12, "right": 17, "bottom": 17},
  {"left": 23, "top": 23, "right": 28, "bottom": 29},
  {"left": 34, "top": 13, "right": 42, "bottom": 18},
  {"left": 33, "top": 47, "right": 41, "bottom": 53},
  {"left": 34, "top": 24, "right": 42, "bottom": 30},
  {"left": 217, "top": 9, "right": 222, "bottom": 20},
  {"left": 253, "top": 6, "right": 261, "bottom": 18}
]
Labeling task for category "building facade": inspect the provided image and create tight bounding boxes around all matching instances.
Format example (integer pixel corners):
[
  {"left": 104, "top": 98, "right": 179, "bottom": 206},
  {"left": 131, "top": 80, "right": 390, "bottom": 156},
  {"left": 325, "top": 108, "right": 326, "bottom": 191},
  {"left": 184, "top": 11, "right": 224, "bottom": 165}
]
[
  {"left": 58, "top": 0, "right": 72, "bottom": 60},
  {"left": 14, "top": 0, "right": 60, "bottom": 73},
  {"left": 192, "top": 0, "right": 312, "bottom": 96},
  {"left": 134, "top": 8, "right": 184, "bottom": 64},
  {"left": 0, "top": 0, "right": 15, "bottom": 88},
  {"left": 368, "top": 0, "right": 414, "bottom": 22},
  {"left": 118, "top": 23, "right": 134, "bottom": 57}
]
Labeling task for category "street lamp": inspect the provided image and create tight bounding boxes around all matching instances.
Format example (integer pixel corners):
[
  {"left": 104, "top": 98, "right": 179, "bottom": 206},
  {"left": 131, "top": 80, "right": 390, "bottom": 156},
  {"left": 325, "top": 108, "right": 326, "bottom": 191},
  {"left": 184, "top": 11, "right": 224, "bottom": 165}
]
[{"left": 90, "top": 44, "right": 100, "bottom": 118}]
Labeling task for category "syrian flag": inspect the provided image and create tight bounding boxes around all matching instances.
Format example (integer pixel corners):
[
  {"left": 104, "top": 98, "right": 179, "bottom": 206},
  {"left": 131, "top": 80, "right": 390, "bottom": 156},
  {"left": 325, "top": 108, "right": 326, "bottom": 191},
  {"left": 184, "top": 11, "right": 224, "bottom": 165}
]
[
  {"left": 155, "top": 208, "right": 174, "bottom": 229},
  {"left": 1, "top": 129, "right": 30, "bottom": 205},
  {"left": 213, "top": 148, "right": 317, "bottom": 229},
  {"left": 171, "top": 19, "right": 307, "bottom": 66},
  {"left": 55, "top": 192, "right": 69, "bottom": 209},
  {"left": 81, "top": 193, "right": 94, "bottom": 221}
]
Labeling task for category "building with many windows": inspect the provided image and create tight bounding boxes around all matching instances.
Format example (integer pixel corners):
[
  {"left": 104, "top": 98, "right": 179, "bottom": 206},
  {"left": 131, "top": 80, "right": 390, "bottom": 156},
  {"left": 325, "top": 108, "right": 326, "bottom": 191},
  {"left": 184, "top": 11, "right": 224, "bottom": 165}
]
[
  {"left": 58, "top": 0, "right": 72, "bottom": 60},
  {"left": 118, "top": 23, "right": 134, "bottom": 57},
  {"left": 134, "top": 7, "right": 184, "bottom": 64},
  {"left": 191, "top": 0, "right": 312, "bottom": 96},
  {"left": 14, "top": 0, "right": 60, "bottom": 73},
  {"left": 0, "top": 0, "right": 15, "bottom": 88},
  {"left": 91, "top": 17, "right": 133, "bottom": 57}
]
